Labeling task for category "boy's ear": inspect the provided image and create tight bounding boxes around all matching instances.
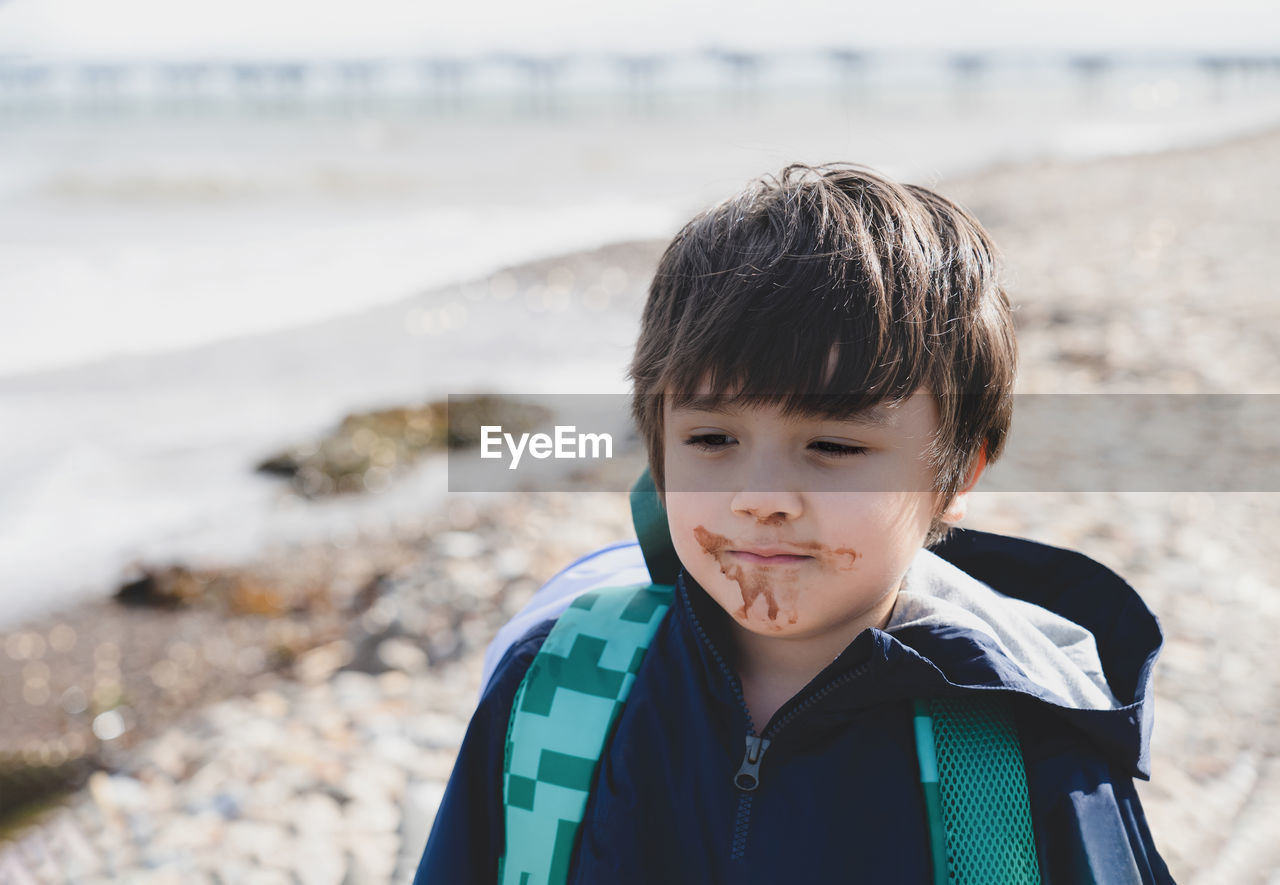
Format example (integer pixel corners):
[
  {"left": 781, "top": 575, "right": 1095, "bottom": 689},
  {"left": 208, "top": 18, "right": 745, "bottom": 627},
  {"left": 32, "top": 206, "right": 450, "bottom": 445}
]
[{"left": 939, "top": 447, "right": 987, "bottom": 523}]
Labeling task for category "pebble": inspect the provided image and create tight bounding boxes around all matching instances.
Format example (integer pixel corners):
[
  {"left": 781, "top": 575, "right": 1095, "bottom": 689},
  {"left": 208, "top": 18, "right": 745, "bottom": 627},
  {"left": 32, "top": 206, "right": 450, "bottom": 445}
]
[
  {"left": 432, "top": 530, "right": 485, "bottom": 560},
  {"left": 376, "top": 636, "right": 428, "bottom": 674},
  {"left": 294, "top": 840, "right": 347, "bottom": 885}
]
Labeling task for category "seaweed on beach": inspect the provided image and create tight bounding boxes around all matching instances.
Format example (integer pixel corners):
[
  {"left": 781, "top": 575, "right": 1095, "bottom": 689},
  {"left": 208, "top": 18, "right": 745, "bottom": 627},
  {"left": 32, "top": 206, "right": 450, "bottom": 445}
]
[
  {"left": 114, "top": 564, "right": 333, "bottom": 617},
  {"left": 0, "top": 750, "right": 99, "bottom": 837},
  {"left": 255, "top": 394, "right": 553, "bottom": 498}
]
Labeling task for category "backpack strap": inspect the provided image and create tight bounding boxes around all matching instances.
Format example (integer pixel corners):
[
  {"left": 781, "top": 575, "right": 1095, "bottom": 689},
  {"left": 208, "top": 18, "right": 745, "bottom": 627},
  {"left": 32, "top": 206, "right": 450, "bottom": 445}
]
[
  {"left": 913, "top": 695, "right": 1042, "bottom": 884},
  {"left": 498, "top": 582, "right": 674, "bottom": 885}
]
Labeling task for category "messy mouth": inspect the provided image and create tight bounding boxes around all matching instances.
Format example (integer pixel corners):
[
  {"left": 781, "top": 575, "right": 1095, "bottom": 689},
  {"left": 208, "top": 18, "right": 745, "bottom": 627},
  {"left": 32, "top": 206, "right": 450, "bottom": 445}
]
[
  {"left": 729, "top": 551, "right": 812, "bottom": 565},
  {"left": 694, "top": 525, "right": 860, "bottom": 628}
]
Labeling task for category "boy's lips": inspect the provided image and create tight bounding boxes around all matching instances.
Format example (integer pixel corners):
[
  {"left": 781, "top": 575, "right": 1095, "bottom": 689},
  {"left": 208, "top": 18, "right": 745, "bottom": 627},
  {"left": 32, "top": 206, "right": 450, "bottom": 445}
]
[{"left": 729, "top": 548, "right": 814, "bottom": 565}]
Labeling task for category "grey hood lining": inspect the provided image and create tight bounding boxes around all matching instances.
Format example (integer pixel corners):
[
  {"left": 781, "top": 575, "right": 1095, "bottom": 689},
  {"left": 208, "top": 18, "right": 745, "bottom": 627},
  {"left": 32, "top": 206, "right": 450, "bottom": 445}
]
[{"left": 887, "top": 549, "right": 1122, "bottom": 711}]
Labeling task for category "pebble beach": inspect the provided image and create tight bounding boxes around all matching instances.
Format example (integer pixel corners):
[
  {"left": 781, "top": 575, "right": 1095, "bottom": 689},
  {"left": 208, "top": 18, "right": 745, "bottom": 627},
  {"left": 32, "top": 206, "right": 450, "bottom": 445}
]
[{"left": 3, "top": 126, "right": 1280, "bottom": 883}]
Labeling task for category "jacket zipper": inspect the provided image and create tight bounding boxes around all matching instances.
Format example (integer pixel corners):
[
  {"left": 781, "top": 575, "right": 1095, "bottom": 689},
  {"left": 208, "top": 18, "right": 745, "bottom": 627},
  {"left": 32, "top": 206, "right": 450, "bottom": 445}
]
[
  {"left": 725, "top": 659, "right": 876, "bottom": 861},
  {"left": 735, "top": 660, "right": 877, "bottom": 791},
  {"left": 678, "top": 573, "right": 878, "bottom": 862}
]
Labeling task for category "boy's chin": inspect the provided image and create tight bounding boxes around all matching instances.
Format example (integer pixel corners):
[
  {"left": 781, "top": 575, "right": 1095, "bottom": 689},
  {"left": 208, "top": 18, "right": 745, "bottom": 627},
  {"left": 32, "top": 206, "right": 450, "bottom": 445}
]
[
  {"left": 726, "top": 599, "right": 804, "bottom": 636},
  {"left": 731, "top": 619, "right": 801, "bottom": 639}
]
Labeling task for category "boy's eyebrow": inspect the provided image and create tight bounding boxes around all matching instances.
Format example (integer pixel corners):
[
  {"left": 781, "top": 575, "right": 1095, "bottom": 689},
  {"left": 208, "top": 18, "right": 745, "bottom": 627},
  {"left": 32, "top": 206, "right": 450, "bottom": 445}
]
[{"left": 669, "top": 395, "right": 894, "bottom": 427}]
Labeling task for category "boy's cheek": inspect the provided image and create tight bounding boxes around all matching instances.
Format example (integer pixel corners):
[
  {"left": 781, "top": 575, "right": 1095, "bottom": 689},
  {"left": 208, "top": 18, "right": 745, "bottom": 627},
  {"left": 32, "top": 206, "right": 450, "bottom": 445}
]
[
  {"left": 663, "top": 462, "right": 715, "bottom": 495},
  {"left": 665, "top": 505, "right": 733, "bottom": 584},
  {"left": 662, "top": 490, "right": 705, "bottom": 522}
]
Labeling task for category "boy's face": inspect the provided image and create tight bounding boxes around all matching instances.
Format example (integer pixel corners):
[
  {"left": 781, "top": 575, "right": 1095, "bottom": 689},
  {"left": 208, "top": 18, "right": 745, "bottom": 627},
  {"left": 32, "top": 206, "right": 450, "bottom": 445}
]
[{"left": 662, "top": 385, "right": 948, "bottom": 644}]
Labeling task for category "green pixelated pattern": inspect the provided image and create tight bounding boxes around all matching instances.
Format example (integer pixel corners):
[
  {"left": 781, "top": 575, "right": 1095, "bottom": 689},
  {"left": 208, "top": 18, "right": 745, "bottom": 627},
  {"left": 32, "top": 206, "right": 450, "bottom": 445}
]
[
  {"left": 924, "top": 695, "right": 1042, "bottom": 884},
  {"left": 498, "top": 582, "right": 674, "bottom": 885}
]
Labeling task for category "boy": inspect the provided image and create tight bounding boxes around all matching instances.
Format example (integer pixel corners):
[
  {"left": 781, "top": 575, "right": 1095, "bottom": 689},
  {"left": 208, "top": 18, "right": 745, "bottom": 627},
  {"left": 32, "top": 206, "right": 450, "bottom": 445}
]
[{"left": 415, "top": 164, "right": 1173, "bottom": 882}]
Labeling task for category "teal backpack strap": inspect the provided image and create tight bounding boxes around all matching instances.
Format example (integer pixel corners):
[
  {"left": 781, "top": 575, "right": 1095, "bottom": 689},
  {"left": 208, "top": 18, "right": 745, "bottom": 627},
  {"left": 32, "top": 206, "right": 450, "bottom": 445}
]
[
  {"left": 499, "top": 582, "right": 674, "bottom": 885},
  {"left": 913, "top": 695, "right": 1042, "bottom": 884}
]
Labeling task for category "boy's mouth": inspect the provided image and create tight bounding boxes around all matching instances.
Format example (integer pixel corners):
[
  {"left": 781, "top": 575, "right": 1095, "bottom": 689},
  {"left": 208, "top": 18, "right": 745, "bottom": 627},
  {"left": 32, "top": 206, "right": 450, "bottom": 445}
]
[{"left": 729, "top": 549, "right": 813, "bottom": 566}]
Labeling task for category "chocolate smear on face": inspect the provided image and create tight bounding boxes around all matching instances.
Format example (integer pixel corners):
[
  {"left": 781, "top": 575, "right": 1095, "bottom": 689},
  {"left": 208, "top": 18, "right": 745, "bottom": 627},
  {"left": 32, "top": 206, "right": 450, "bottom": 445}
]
[
  {"left": 832, "top": 547, "right": 861, "bottom": 569},
  {"left": 693, "top": 526, "right": 860, "bottom": 629}
]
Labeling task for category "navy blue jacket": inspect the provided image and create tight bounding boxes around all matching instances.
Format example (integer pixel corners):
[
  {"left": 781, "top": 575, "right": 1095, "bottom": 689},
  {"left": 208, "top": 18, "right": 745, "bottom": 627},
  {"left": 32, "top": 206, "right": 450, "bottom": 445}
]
[{"left": 415, "top": 527, "right": 1174, "bottom": 884}]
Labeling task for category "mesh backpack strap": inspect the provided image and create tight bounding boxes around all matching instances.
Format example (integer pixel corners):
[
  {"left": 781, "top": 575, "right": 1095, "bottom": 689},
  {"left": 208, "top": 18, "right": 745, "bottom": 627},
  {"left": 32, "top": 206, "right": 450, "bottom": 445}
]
[
  {"left": 913, "top": 695, "right": 1042, "bottom": 885},
  {"left": 498, "top": 582, "right": 674, "bottom": 885}
]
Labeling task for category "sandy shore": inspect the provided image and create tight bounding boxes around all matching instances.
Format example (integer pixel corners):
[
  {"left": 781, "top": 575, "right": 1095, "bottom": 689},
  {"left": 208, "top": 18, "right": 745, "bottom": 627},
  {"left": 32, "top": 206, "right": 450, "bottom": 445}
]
[{"left": 3, "top": 126, "right": 1280, "bottom": 882}]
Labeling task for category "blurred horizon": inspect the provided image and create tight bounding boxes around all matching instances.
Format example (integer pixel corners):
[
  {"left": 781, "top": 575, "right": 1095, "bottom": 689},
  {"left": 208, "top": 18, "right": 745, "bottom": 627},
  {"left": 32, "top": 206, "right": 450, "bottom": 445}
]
[{"left": 2, "top": 51, "right": 1277, "bottom": 380}]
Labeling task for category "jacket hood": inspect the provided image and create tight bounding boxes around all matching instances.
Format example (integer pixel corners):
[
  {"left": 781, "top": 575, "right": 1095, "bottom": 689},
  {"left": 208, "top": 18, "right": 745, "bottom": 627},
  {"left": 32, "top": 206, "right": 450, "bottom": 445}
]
[
  {"left": 890, "top": 550, "right": 1121, "bottom": 712},
  {"left": 629, "top": 470, "right": 1166, "bottom": 779}
]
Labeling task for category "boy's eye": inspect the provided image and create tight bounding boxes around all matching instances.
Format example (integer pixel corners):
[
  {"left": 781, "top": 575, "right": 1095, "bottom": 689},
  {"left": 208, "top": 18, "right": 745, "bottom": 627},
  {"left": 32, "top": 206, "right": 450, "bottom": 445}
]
[
  {"left": 681, "top": 435, "right": 868, "bottom": 457},
  {"left": 683, "top": 433, "right": 735, "bottom": 452},
  {"left": 810, "top": 441, "right": 868, "bottom": 457}
]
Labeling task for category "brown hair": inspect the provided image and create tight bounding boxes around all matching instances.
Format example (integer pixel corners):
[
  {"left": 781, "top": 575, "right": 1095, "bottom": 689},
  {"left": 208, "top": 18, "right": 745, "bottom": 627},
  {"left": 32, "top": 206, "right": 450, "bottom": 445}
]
[{"left": 627, "top": 163, "right": 1017, "bottom": 546}]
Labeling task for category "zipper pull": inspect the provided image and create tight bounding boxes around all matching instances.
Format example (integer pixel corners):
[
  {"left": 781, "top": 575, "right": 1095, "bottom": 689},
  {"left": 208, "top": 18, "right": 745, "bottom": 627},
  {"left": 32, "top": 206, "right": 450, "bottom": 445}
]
[{"left": 734, "top": 735, "right": 772, "bottom": 792}]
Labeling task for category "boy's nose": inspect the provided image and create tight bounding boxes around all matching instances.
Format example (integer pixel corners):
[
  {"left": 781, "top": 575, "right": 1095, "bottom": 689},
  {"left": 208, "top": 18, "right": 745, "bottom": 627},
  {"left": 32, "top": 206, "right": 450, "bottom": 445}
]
[
  {"left": 730, "top": 488, "right": 804, "bottom": 523},
  {"left": 728, "top": 451, "right": 804, "bottom": 521}
]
